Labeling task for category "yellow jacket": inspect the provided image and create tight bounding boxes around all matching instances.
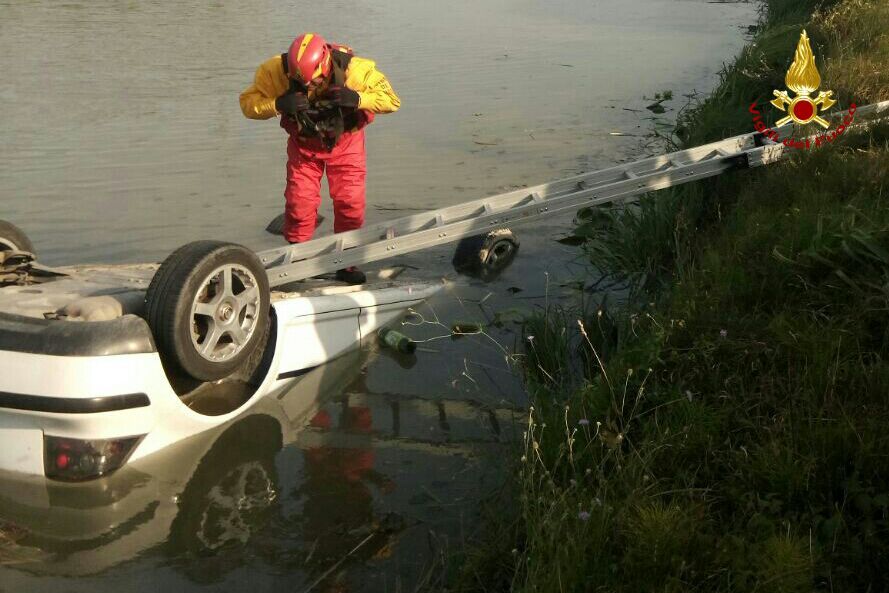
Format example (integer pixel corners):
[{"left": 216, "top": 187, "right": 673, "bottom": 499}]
[{"left": 239, "top": 53, "right": 400, "bottom": 120}]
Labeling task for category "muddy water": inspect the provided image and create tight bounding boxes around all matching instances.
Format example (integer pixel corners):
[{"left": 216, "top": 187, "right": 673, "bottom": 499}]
[{"left": 0, "top": 0, "right": 757, "bottom": 589}]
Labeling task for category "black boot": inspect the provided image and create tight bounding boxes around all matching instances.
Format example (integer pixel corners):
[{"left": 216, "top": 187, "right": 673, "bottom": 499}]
[{"left": 335, "top": 266, "right": 366, "bottom": 285}]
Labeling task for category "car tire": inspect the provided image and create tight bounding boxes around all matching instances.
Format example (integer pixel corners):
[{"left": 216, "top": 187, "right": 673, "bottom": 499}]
[
  {"left": 0, "top": 220, "right": 35, "bottom": 254},
  {"left": 452, "top": 228, "right": 520, "bottom": 281},
  {"left": 145, "top": 241, "right": 270, "bottom": 382}
]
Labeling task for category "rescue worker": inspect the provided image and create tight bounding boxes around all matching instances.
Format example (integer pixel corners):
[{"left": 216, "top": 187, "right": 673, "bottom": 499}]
[{"left": 240, "top": 33, "right": 400, "bottom": 285}]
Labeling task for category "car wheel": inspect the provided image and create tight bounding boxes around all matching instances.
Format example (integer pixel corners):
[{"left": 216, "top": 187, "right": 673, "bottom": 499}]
[
  {"left": 145, "top": 241, "right": 270, "bottom": 382},
  {"left": 0, "top": 220, "right": 35, "bottom": 254},
  {"left": 452, "top": 228, "right": 520, "bottom": 281}
]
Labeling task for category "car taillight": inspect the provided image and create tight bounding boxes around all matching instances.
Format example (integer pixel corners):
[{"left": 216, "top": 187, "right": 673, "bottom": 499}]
[{"left": 44, "top": 435, "right": 144, "bottom": 482}]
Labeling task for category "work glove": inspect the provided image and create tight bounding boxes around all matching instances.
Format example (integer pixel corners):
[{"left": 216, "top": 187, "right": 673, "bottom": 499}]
[
  {"left": 275, "top": 92, "right": 309, "bottom": 115},
  {"left": 326, "top": 86, "right": 360, "bottom": 108}
]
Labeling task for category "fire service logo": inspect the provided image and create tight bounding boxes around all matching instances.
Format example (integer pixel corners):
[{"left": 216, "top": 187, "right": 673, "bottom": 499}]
[
  {"left": 772, "top": 29, "right": 835, "bottom": 127},
  {"left": 748, "top": 30, "right": 855, "bottom": 150}
]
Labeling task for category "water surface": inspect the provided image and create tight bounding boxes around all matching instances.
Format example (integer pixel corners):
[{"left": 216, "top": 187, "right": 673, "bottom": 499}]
[{"left": 2, "top": 0, "right": 756, "bottom": 265}]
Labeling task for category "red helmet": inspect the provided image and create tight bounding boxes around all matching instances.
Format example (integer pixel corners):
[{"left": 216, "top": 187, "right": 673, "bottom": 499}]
[{"left": 287, "top": 33, "right": 331, "bottom": 83}]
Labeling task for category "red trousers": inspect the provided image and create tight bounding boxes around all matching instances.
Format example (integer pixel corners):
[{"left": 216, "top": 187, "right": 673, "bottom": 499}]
[{"left": 283, "top": 129, "right": 366, "bottom": 244}]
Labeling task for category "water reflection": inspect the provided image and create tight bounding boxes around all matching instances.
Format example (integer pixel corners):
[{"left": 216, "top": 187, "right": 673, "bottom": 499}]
[
  {"left": 0, "top": 346, "right": 519, "bottom": 590},
  {"left": 298, "top": 397, "right": 397, "bottom": 591},
  {"left": 163, "top": 414, "right": 283, "bottom": 585}
]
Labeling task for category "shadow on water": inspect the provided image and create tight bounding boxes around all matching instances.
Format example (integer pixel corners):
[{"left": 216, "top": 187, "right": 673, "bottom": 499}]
[{"left": 0, "top": 343, "right": 521, "bottom": 591}]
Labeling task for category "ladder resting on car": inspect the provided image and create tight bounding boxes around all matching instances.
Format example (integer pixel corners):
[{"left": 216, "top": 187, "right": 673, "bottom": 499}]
[{"left": 258, "top": 99, "right": 889, "bottom": 288}]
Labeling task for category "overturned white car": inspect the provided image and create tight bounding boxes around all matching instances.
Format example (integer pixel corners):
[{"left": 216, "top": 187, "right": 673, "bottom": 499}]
[
  {"left": 0, "top": 216, "right": 519, "bottom": 482},
  {"left": 0, "top": 223, "right": 451, "bottom": 481}
]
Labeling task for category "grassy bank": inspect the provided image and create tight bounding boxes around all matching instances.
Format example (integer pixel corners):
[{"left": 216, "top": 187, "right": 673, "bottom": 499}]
[{"left": 455, "top": 0, "right": 889, "bottom": 591}]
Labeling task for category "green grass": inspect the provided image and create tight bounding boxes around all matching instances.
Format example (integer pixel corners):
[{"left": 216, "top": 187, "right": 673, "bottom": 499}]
[{"left": 452, "top": 0, "right": 889, "bottom": 591}]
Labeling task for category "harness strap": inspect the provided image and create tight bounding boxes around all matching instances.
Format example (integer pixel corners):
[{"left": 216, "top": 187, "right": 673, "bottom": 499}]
[{"left": 280, "top": 46, "right": 365, "bottom": 149}]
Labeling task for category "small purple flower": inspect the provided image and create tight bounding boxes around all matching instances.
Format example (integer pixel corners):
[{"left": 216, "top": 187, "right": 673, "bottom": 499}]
[
  {"left": 578, "top": 511, "right": 591, "bottom": 521},
  {"left": 578, "top": 418, "right": 590, "bottom": 426},
  {"left": 719, "top": 329, "right": 728, "bottom": 339}
]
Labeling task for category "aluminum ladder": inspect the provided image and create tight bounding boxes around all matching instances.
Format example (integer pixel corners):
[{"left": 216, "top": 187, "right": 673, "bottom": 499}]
[{"left": 258, "top": 99, "right": 889, "bottom": 288}]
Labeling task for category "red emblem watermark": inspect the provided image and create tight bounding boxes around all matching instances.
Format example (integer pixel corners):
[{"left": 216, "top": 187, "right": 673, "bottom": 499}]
[{"left": 749, "top": 102, "right": 857, "bottom": 150}]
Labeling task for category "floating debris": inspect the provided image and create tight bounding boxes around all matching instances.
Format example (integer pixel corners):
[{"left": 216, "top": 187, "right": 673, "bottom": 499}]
[
  {"left": 379, "top": 327, "right": 417, "bottom": 354},
  {"left": 451, "top": 321, "right": 484, "bottom": 334}
]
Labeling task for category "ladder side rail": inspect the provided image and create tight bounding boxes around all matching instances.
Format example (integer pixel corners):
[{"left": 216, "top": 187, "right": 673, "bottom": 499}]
[
  {"left": 258, "top": 166, "right": 641, "bottom": 265},
  {"left": 260, "top": 99, "right": 889, "bottom": 273},
  {"left": 259, "top": 173, "right": 618, "bottom": 266},
  {"left": 747, "top": 143, "right": 788, "bottom": 167},
  {"left": 267, "top": 150, "right": 760, "bottom": 286},
  {"left": 746, "top": 100, "right": 889, "bottom": 167},
  {"left": 262, "top": 169, "right": 632, "bottom": 269},
  {"left": 260, "top": 190, "right": 557, "bottom": 267},
  {"left": 572, "top": 130, "right": 754, "bottom": 178},
  {"left": 257, "top": 130, "right": 765, "bottom": 266},
  {"left": 673, "top": 99, "right": 885, "bottom": 165},
  {"left": 762, "top": 99, "right": 888, "bottom": 145},
  {"left": 261, "top": 235, "right": 346, "bottom": 268}
]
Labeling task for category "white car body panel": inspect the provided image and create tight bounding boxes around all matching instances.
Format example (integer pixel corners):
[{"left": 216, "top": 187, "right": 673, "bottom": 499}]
[{"left": 0, "top": 269, "right": 442, "bottom": 478}]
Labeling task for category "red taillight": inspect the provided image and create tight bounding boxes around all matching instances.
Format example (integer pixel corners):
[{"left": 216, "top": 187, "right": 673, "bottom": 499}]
[
  {"left": 55, "top": 453, "right": 70, "bottom": 470},
  {"left": 44, "top": 435, "right": 144, "bottom": 482}
]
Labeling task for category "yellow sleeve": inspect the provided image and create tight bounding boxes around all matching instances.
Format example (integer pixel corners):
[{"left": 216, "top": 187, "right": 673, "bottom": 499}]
[
  {"left": 345, "top": 57, "right": 401, "bottom": 114},
  {"left": 239, "top": 56, "right": 290, "bottom": 120}
]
